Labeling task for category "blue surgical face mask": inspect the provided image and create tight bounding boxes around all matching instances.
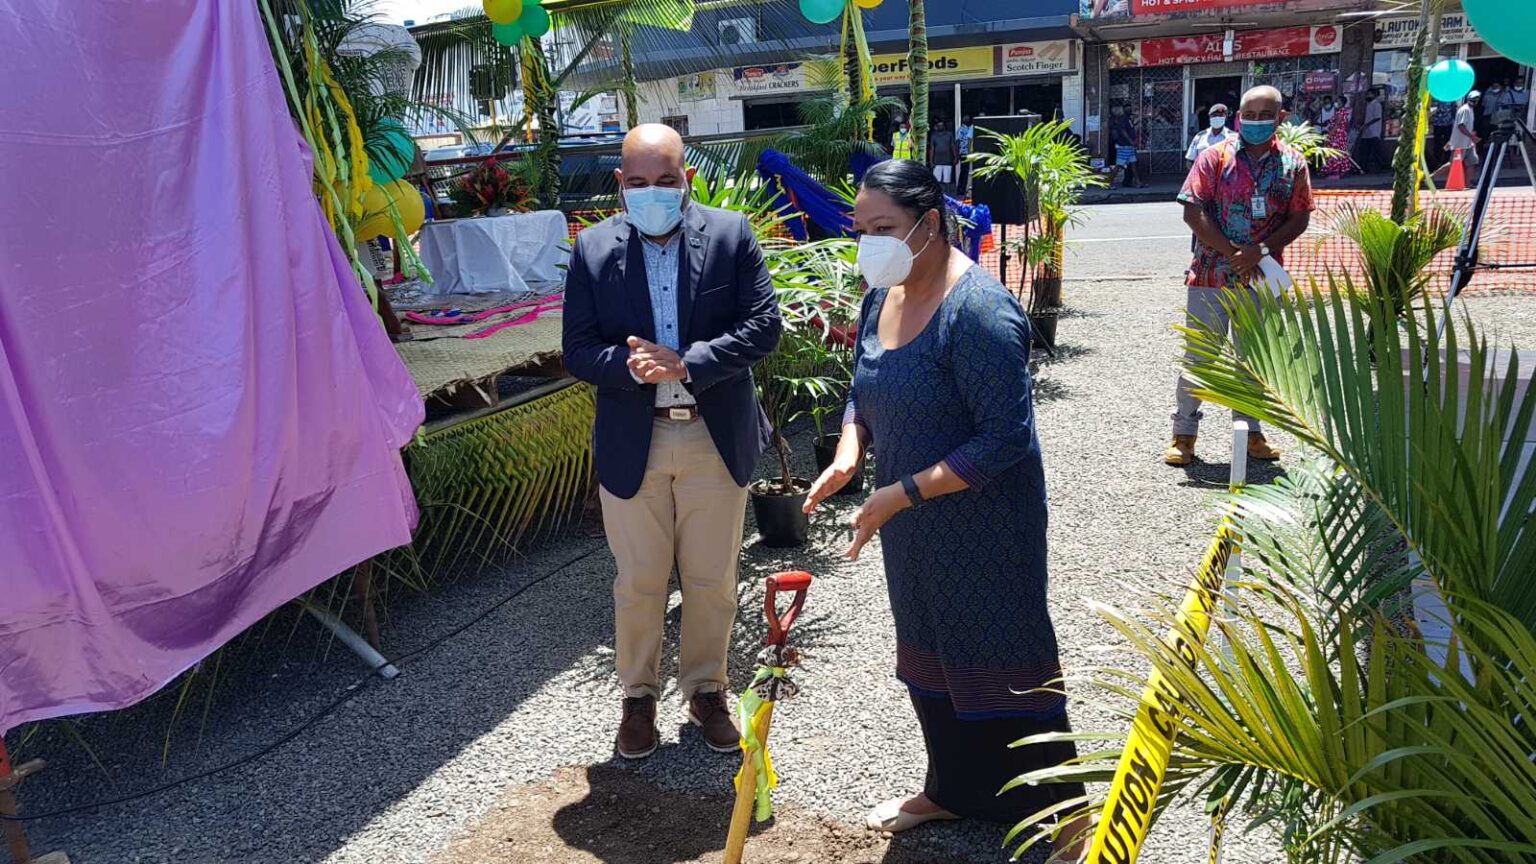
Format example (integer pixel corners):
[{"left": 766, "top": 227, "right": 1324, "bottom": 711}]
[
  {"left": 624, "top": 185, "right": 685, "bottom": 236},
  {"left": 1210, "top": 115, "right": 1227, "bottom": 129},
  {"left": 1240, "top": 119, "right": 1277, "bottom": 146}
]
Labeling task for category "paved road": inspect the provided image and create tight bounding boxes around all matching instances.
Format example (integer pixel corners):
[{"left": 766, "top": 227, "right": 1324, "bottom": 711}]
[{"left": 15, "top": 201, "right": 1535, "bottom": 864}]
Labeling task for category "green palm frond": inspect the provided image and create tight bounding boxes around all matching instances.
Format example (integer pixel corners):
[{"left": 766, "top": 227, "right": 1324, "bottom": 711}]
[
  {"left": 407, "top": 383, "right": 596, "bottom": 574},
  {"left": 1276, "top": 121, "right": 1346, "bottom": 168},
  {"left": 1325, "top": 203, "right": 1464, "bottom": 323},
  {"left": 777, "top": 58, "right": 902, "bottom": 184}
]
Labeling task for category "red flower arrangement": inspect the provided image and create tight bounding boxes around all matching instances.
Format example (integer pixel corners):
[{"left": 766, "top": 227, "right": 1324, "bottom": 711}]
[{"left": 448, "top": 158, "right": 533, "bottom": 216}]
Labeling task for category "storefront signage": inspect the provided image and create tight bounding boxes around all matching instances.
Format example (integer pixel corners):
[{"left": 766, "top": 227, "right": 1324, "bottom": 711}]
[
  {"left": 1109, "top": 25, "right": 1342, "bottom": 69},
  {"left": 1373, "top": 14, "right": 1482, "bottom": 49},
  {"left": 1302, "top": 70, "right": 1339, "bottom": 93},
  {"left": 731, "top": 63, "right": 806, "bottom": 95},
  {"left": 1001, "top": 40, "right": 1073, "bottom": 76},
  {"left": 870, "top": 46, "right": 994, "bottom": 86},
  {"left": 1132, "top": 0, "right": 1273, "bottom": 12}
]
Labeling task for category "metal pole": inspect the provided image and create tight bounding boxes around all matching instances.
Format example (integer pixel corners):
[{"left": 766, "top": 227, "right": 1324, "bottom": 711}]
[{"left": 301, "top": 602, "right": 400, "bottom": 679}]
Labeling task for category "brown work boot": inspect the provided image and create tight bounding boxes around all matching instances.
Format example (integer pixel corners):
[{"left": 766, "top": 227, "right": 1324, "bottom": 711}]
[
  {"left": 1164, "top": 434, "right": 1197, "bottom": 466},
  {"left": 689, "top": 690, "right": 742, "bottom": 754},
  {"left": 616, "top": 695, "right": 658, "bottom": 760},
  {"left": 1248, "top": 431, "right": 1281, "bottom": 462}
]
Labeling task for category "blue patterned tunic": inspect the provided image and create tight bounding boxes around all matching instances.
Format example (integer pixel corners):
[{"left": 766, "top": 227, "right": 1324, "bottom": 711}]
[{"left": 846, "top": 266, "right": 1064, "bottom": 720}]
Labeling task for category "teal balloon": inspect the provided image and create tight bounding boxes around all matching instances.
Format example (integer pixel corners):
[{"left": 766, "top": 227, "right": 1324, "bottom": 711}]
[
  {"left": 799, "top": 0, "right": 843, "bottom": 25},
  {"left": 1463, "top": 0, "right": 1536, "bottom": 67},
  {"left": 1427, "top": 58, "right": 1477, "bottom": 103},
  {"left": 520, "top": 3, "right": 550, "bottom": 38},
  {"left": 492, "top": 20, "right": 523, "bottom": 46},
  {"left": 366, "top": 118, "right": 416, "bottom": 184}
]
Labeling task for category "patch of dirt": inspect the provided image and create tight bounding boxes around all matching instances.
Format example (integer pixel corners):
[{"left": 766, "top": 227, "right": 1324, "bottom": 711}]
[{"left": 433, "top": 764, "right": 956, "bottom": 864}]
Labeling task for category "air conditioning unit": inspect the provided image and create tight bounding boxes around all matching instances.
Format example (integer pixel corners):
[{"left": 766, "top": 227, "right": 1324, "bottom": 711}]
[{"left": 719, "top": 17, "right": 757, "bottom": 46}]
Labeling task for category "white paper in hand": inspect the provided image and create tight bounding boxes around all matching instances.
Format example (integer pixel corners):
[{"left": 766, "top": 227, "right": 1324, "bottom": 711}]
[{"left": 1256, "top": 255, "right": 1294, "bottom": 298}]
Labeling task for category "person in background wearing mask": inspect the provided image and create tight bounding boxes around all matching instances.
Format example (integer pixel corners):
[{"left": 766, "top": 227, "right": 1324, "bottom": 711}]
[
  {"left": 1478, "top": 81, "right": 1511, "bottom": 152},
  {"left": 1354, "top": 89, "right": 1387, "bottom": 173},
  {"left": 1166, "top": 85, "right": 1314, "bottom": 467},
  {"left": 928, "top": 118, "right": 957, "bottom": 193},
  {"left": 561, "top": 124, "right": 782, "bottom": 761},
  {"left": 1322, "top": 95, "right": 1354, "bottom": 179},
  {"left": 1510, "top": 76, "right": 1530, "bottom": 118},
  {"left": 1429, "top": 96, "right": 1458, "bottom": 171},
  {"left": 1185, "top": 103, "right": 1235, "bottom": 167},
  {"left": 891, "top": 119, "right": 914, "bottom": 160},
  {"left": 955, "top": 114, "right": 976, "bottom": 197},
  {"left": 803, "top": 159, "right": 1088, "bottom": 859},
  {"left": 1110, "top": 104, "right": 1146, "bottom": 188},
  {"left": 1316, "top": 96, "right": 1337, "bottom": 131}
]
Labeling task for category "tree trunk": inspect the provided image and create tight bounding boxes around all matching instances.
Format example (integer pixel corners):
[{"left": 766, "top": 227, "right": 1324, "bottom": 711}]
[
  {"left": 620, "top": 25, "right": 640, "bottom": 130},
  {"left": 1390, "top": 1, "right": 1432, "bottom": 223},
  {"left": 907, "top": 0, "right": 929, "bottom": 165},
  {"left": 522, "top": 37, "right": 562, "bottom": 210}
]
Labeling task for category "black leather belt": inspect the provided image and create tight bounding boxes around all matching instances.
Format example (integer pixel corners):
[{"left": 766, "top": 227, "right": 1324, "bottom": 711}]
[{"left": 655, "top": 406, "right": 699, "bottom": 421}]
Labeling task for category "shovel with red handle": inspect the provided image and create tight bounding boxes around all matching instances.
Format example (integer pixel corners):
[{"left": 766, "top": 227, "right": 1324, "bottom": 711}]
[{"left": 722, "top": 571, "right": 813, "bottom": 864}]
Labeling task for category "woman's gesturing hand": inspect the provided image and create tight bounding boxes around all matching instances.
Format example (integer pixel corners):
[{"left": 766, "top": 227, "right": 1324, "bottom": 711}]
[
  {"left": 845, "top": 483, "right": 910, "bottom": 560},
  {"left": 802, "top": 433, "right": 863, "bottom": 514}
]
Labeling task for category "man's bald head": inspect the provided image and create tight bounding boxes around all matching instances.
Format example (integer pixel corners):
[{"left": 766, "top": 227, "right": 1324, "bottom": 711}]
[
  {"left": 1240, "top": 85, "right": 1285, "bottom": 118},
  {"left": 618, "top": 123, "right": 689, "bottom": 191}
]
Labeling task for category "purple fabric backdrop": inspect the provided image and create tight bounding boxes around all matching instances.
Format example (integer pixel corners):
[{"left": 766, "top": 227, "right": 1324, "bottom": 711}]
[{"left": 0, "top": 2, "right": 424, "bottom": 734}]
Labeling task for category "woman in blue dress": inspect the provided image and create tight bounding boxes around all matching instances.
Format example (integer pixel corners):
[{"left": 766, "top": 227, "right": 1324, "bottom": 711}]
[{"left": 804, "top": 160, "right": 1087, "bottom": 857}]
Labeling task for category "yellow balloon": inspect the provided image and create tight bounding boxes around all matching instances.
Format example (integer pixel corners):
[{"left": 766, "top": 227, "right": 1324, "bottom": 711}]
[
  {"left": 483, "top": 0, "right": 523, "bottom": 25},
  {"left": 357, "top": 179, "right": 425, "bottom": 239},
  {"left": 855, "top": 0, "right": 882, "bottom": 8}
]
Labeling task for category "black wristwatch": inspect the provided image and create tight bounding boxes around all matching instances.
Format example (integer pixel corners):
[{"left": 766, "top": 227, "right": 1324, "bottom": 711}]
[{"left": 900, "top": 474, "right": 926, "bottom": 509}]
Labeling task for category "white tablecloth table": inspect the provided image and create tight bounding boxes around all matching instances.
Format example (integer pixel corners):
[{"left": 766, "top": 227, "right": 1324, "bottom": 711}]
[{"left": 417, "top": 210, "right": 571, "bottom": 296}]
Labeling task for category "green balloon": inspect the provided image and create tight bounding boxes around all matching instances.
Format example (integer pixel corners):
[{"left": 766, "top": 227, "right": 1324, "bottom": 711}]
[
  {"left": 492, "top": 20, "right": 523, "bottom": 46},
  {"left": 799, "top": 0, "right": 843, "bottom": 25},
  {"left": 1427, "top": 59, "right": 1476, "bottom": 103},
  {"left": 520, "top": 4, "right": 550, "bottom": 38},
  {"left": 1463, "top": 0, "right": 1536, "bottom": 67}
]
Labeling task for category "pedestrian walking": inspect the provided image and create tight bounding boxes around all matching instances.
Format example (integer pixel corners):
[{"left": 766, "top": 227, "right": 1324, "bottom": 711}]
[
  {"left": 1186, "top": 103, "right": 1236, "bottom": 167},
  {"left": 1432, "top": 91, "right": 1482, "bottom": 183},
  {"left": 804, "top": 160, "right": 1089, "bottom": 859},
  {"left": 1321, "top": 97, "right": 1353, "bottom": 179},
  {"left": 1166, "top": 85, "right": 1314, "bottom": 467},
  {"left": 562, "top": 124, "right": 783, "bottom": 761},
  {"left": 1111, "top": 104, "right": 1145, "bottom": 188},
  {"left": 1354, "top": 89, "right": 1388, "bottom": 173},
  {"left": 955, "top": 115, "right": 976, "bottom": 197},
  {"left": 1430, "top": 98, "right": 1457, "bottom": 171}
]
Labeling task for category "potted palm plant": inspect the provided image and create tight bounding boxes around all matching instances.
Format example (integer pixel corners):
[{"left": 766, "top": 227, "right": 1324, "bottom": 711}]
[
  {"left": 1324, "top": 202, "right": 1464, "bottom": 337},
  {"left": 749, "top": 237, "right": 862, "bottom": 546},
  {"left": 969, "top": 120, "right": 1104, "bottom": 346}
]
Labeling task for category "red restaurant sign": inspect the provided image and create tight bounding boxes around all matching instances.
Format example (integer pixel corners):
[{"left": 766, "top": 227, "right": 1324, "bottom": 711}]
[
  {"left": 1133, "top": 0, "right": 1274, "bottom": 12},
  {"left": 1109, "top": 25, "right": 1341, "bottom": 69}
]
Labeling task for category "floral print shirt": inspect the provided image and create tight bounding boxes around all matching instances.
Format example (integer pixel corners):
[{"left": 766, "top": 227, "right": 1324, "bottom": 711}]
[{"left": 1177, "top": 138, "right": 1315, "bottom": 289}]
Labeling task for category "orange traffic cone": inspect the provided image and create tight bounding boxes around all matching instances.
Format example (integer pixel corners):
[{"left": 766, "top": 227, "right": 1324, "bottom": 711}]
[{"left": 1447, "top": 149, "right": 1468, "bottom": 191}]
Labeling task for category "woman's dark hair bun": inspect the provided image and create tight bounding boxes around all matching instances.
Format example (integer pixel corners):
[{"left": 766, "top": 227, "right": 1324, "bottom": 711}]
[{"left": 860, "top": 158, "right": 952, "bottom": 238}]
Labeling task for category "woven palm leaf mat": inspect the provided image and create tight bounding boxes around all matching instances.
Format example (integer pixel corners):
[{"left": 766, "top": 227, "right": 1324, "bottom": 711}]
[{"left": 391, "top": 287, "right": 565, "bottom": 399}]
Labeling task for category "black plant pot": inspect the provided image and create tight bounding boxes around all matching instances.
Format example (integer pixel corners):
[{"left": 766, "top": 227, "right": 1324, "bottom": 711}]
[
  {"left": 1028, "top": 311, "right": 1059, "bottom": 351},
  {"left": 813, "top": 436, "right": 865, "bottom": 497},
  {"left": 749, "top": 478, "right": 812, "bottom": 547}
]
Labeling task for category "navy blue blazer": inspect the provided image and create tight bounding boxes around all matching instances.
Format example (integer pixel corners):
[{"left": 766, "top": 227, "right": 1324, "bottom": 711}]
[{"left": 562, "top": 204, "right": 782, "bottom": 499}]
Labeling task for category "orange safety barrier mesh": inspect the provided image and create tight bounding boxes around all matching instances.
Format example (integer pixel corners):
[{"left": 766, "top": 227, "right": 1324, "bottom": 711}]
[{"left": 1287, "top": 189, "right": 1536, "bottom": 296}]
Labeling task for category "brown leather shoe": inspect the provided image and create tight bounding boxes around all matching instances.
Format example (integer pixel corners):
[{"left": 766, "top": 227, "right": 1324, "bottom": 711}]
[
  {"left": 1248, "top": 431, "right": 1281, "bottom": 462},
  {"left": 1164, "top": 434, "right": 1197, "bottom": 466},
  {"left": 617, "top": 696, "right": 658, "bottom": 760},
  {"left": 689, "top": 690, "right": 741, "bottom": 753}
]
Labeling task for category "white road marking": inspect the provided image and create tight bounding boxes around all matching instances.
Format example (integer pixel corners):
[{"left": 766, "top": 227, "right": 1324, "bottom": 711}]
[{"left": 1067, "top": 234, "right": 1190, "bottom": 243}]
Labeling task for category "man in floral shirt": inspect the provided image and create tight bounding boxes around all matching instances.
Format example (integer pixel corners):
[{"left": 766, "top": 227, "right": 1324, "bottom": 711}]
[{"left": 1165, "top": 85, "right": 1314, "bottom": 467}]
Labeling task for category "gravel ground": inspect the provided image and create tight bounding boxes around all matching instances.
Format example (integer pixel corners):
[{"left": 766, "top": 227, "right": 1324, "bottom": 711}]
[{"left": 15, "top": 202, "right": 1536, "bottom": 864}]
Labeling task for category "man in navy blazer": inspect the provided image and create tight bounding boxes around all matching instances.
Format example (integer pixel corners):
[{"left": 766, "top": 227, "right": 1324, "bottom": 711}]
[{"left": 562, "top": 124, "right": 780, "bottom": 760}]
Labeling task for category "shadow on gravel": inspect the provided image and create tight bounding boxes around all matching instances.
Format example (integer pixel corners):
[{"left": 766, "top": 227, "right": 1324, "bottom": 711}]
[
  {"left": 549, "top": 763, "right": 760, "bottom": 864},
  {"left": 1176, "top": 460, "right": 1288, "bottom": 489}
]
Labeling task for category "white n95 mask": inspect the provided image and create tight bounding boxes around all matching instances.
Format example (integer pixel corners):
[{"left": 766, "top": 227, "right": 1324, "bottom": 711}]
[{"left": 857, "top": 219, "right": 933, "bottom": 289}]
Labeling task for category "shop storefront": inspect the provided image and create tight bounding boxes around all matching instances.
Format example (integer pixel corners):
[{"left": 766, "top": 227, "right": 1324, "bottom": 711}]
[
  {"left": 1104, "top": 24, "right": 1343, "bottom": 174},
  {"left": 1372, "top": 13, "right": 1531, "bottom": 140},
  {"left": 962, "top": 39, "right": 1077, "bottom": 126},
  {"left": 732, "top": 62, "right": 811, "bottom": 132}
]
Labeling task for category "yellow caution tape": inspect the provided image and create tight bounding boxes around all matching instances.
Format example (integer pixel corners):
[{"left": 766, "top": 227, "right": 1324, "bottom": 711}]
[{"left": 1086, "top": 524, "right": 1237, "bottom": 864}]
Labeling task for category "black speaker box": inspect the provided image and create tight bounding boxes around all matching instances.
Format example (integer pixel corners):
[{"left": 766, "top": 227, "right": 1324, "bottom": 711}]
[{"left": 969, "top": 113, "right": 1041, "bottom": 225}]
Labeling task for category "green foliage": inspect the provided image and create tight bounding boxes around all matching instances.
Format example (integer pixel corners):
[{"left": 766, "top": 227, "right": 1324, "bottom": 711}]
[
  {"left": 1326, "top": 202, "right": 1464, "bottom": 324},
  {"left": 1276, "top": 121, "right": 1347, "bottom": 167},
  {"left": 1392, "top": 21, "right": 1432, "bottom": 223},
  {"left": 1010, "top": 286, "right": 1536, "bottom": 862},
  {"left": 777, "top": 59, "right": 902, "bottom": 186},
  {"left": 408, "top": 382, "right": 596, "bottom": 573}
]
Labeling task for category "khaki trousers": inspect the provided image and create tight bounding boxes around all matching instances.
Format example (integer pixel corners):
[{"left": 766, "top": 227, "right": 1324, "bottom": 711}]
[{"left": 599, "top": 417, "right": 748, "bottom": 701}]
